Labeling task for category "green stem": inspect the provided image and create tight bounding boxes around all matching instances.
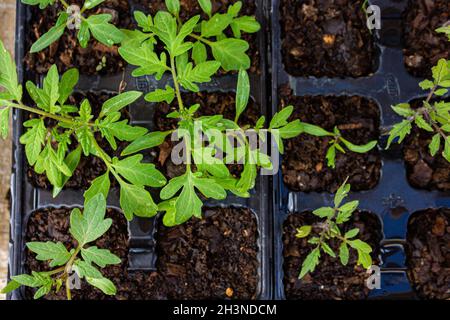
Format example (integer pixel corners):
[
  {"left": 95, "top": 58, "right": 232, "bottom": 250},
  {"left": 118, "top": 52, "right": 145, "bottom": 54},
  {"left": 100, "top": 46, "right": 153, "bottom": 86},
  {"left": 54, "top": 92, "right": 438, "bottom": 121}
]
[
  {"left": 10, "top": 102, "right": 79, "bottom": 126},
  {"left": 169, "top": 55, "right": 185, "bottom": 111},
  {"left": 59, "top": 0, "right": 70, "bottom": 10},
  {"left": 189, "top": 33, "right": 214, "bottom": 46}
]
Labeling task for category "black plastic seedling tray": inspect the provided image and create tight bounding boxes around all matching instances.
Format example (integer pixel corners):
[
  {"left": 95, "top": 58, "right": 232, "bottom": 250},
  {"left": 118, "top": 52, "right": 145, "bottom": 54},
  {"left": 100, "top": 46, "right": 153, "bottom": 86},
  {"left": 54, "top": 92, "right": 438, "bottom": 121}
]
[
  {"left": 271, "top": 0, "right": 450, "bottom": 300},
  {"left": 8, "top": 0, "right": 272, "bottom": 300}
]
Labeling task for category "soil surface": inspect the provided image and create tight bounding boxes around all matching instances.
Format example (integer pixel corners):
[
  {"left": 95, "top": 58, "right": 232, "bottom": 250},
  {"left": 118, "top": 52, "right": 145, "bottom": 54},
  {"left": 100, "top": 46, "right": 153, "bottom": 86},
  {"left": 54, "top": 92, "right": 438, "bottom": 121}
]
[
  {"left": 280, "top": 0, "right": 377, "bottom": 78},
  {"left": 25, "top": 0, "right": 132, "bottom": 75},
  {"left": 24, "top": 206, "right": 259, "bottom": 300},
  {"left": 406, "top": 208, "right": 450, "bottom": 300},
  {"left": 153, "top": 91, "right": 260, "bottom": 179},
  {"left": 283, "top": 211, "right": 382, "bottom": 300},
  {"left": 403, "top": 0, "right": 450, "bottom": 78},
  {"left": 138, "top": 0, "right": 260, "bottom": 74},
  {"left": 279, "top": 86, "right": 381, "bottom": 193},
  {"left": 403, "top": 100, "right": 450, "bottom": 191},
  {"left": 26, "top": 91, "right": 127, "bottom": 190}
]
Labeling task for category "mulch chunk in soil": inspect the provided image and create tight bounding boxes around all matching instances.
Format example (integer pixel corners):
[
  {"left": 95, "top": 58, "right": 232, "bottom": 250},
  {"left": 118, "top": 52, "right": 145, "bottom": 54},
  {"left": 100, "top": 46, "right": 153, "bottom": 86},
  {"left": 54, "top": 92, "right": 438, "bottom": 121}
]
[
  {"left": 24, "top": 0, "right": 132, "bottom": 75},
  {"left": 25, "top": 206, "right": 259, "bottom": 300},
  {"left": 283, "top": 211, "right": 382, "bottom": 300},
  {"left": 26, "top": 91, "right": 127, "bottom": 190},
  {"left": 403, "top": 99, "right": 450, "bottom": 191},
  {"left": 279, "top": 86, "right": 381, "bottom": 193},
  {"left": 403, "top": 0, "right": 450, "bottom": 78},
  {"left": 280, "top": 0, "right": 377, "bottom": 78},
  {"left": 152, "top": 91, "right": 260, "bottom": 179},
  {"left": 406, "top": 208, "right": 450, "bottom": 300},
  {"left": 138, "top": 0, "right": 260, "bottom": 74}
]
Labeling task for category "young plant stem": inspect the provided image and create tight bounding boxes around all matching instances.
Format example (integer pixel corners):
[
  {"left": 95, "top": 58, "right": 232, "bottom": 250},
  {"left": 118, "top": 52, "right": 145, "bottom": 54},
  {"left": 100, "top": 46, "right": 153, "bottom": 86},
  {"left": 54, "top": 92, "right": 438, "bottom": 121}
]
[{"left": 170, "top": 55, "right": 185, "bottom": 111}]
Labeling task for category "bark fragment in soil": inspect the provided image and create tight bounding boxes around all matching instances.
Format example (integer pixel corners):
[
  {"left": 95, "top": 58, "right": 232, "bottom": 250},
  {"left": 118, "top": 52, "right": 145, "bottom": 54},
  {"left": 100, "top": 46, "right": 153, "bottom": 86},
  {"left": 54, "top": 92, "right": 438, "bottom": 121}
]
[
  {"left": 403, "top": 0, "right": 450, "bottom": 78},
  {"left": 403, "top": 99, "right": 450, "bottom": 191},
  {"left": 137, "top": 0, "right": 260, "bottom": 74},
  {"left": 24, "top": 0, "right": 132, "bottom": 75},
  {"left": 280, "top": 0, "right": 377, "bottom": 78},
  {"left": 279, "top": 86, "right": 381, "bottom": 193},
  {"left": 25, "top": 206, "right": 259, "bottom": 300},
  {"left": 406, "top": 209, "right": 450, "bottom": 300},
  {"left": 152, "top": 91, "right": 260, "bottom": 179},
  {"left": 283, "top": 211, "right": 382, "bottom": 300},
  {"left": 26, "top": 91, "right": 128, "bottom": 190}
]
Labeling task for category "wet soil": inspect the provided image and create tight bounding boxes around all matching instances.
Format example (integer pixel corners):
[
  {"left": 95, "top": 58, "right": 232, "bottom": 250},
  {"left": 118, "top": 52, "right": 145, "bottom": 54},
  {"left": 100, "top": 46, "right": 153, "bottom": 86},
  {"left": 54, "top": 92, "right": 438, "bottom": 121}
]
[
  {"left": 406, "top": 208, "right": 450, "bottom": 300},
  {"left": 403, "top": 100, "right": 450, "bottom": 191},
  {"left": 26, "top": 91, "right": 127, "bottom": 190},
  {"left": 24, "top": 206, "right": 259, "bottom": 300},
  {"left": 403, "top": 0, "right": 450, "bottom": 78},
  {"left": 24, "top": 0, "right": 132, "bottom": 75},
  {"left": 138, "top": 0, "right": 260, "bottom": 74},
  {"left": 280, "top": 0, "right": 377, "bottom": 78},
  {"left": 279, "top": 86, "right": 381, "bottom": 193},
  {"left": 153, "top": 91, "right": 260, "bottom": 179},
  {"left": 283, "top": 210, "right": 382, "bottom": 300}
]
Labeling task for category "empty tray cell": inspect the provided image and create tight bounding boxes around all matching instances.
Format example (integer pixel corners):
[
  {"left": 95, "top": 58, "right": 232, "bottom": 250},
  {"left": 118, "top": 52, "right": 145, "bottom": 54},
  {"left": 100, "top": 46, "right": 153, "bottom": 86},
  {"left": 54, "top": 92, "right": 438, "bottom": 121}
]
[
  {"left": 403, "top": 0, "right": 450, "bottom": 78},
  {"left": 24, "top": 0, "right": 132, "bottom": 75},
  {"left": 403, "top": 99, "right": 450, "bottom": 191},
  {"left": 26, "top": 91, "right": 128, "bottom": 190},
  {"left": 280, "top": 87, "right": 381, "bottom": 192},
  {"left": 279, "top": 0, "right": 378, "bottom": 78},
  {"left": 24, "top": 206, "right": 259, "bottom": 300},
  {"left": 283, "top": 210, "right": 382, "bottom": 300},
  {"left": 406, "top": 208, "right": 450, "bottom": 300}
]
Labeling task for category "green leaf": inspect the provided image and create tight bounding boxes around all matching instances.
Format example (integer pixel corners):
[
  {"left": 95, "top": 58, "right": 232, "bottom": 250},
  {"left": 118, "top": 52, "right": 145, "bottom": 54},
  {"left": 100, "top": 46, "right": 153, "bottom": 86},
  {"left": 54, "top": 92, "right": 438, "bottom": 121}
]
[
  {"left": 279, "top": 120, "right": 304, "bottom": 139},
  {"left": 81, "top": 246, "right": 121, "bottom": 268},
  {"left": 348, "top": 239, "right": 372, "bottom": 254},
  {"left": 235, "top": 69, "right": 250, "bottom": 122},
  {"left": 119, "top": 181, "right": 158, "bottom": 220},
  {"left": 356, "top": 250, "right": 372, "bottom": 269},
  {"left": 0, "top": 40, "right": 22, "bottom": 101},
  {"left": 415, "top": 115, "right": 433, "bottom": 132},
  {"left": 134, "top": 11, "right": 153, "bottom": 32},
  {"left": 230, "top": 16, "right": 260, "bottom": 38},
  {"left": 345, "top": 228, "right": 360, "bottom": 239},
  {"left": 192, "top": 41, "right": 207, "bottom": 64},
  {"left": 339, "top": 242, "right": 349, "bottom": 265},
  {"left": 336, "top": 200, "right": 359, "bottom": 224},
  {"left": 119, "top": 42, "right": 168, "bottom": 79},
  {"left": 201, "top": 13, "right": 232, "bottom": 37},
  {"left": 83, "top": 0, "right": 105, "bottom": 10},
  {"left": 419, "top": 79, "right": 434, "bottom": 90},
  {"left": 432, "top": 58, "right": 449, "bottom": 85},
  {"left": 296, "top": 225, "right": 312, "bottom": 238},
  {"left": 429, "top": 133, "right": 441, "bottom": 157},
  {"left": 58, "top": 68, "right": 79, "bottom": 105},
  {"left": 145, "top": 85, "right": 175, "bottom": 103},
  {"left": 151, "top": 11, "right": 177, "bottom": 51},
  {"left": 270, "top": 106, "right": 293, "bottom": 129},
  {"left": 386, "top": 120, "right": 412, "bottom": 148},
  {"left": 30, "top": 13, "right": 68, "bottom": 53},
  {"left": 326, "top": 145, "right": 336, "bottom": 168},
  {"left": 84, "top": 171, "right": 110, "bottom": 202},
  {"left": 86, "top": 14, "right": 123, "bottom": 47},
  {"left": 26, "top": 241, "right": 71, "bottom": 268},
  {"left": 73, "top": 260, "right": 103, "bottom": 278},
  {"left": 0, "top": 280, "right": 21, "bottom": 294},
  {"left": 165, "top": 0, "right": 180, "bottom": 16},
  {"left": 11, "top": 274, "right": 41, "bottom": 288},
  {"left": 211, "top": 38, "right": 250, "bottom": 71},
  {"left": 198, "top": 0, "right": 212, "bottom": 17},
  {"left": 302, "top": 123, "right": 333, "bottom": 137},
  {"left": 341, "top": 139, "right": 378, "bottom": 153},
  {"left": 69, "top": 194, "right": 111, "bottom": 246},
  {"left": 121, "top": 131, "right": 171, "bottom": 156},
  {"left": 443, "top": 137, "right": 450, "bottom": 163},
  {"left": 178, "top": 61, "right": 221, "bottom": 91},
  {"left": 312, "top": 207, "right": 334, "bottom": 218},
  {"left": 0, "top": 107, "right": 10, "bottom": 138},
  {"left": 75, "top": 125, "right": 95, "bottom": 156},
  {"left": 20, "top": 118, "right": 46, "bottom": 165},
  {"left": 43, "top": 64, "right": 60, "bottom": 113},
  {"left": 100, "top": 91, "right": 142, "bottom": 116},
  {"left": 321, "top": 242, "right": 336, "bottom": 258},
  {"left": 334, "top": 181, "right": 350, "bottom": 207},
  {"left": 112, "top": 154, "right": 166, "bottom": 187},
  {"left": 86, "top": 276, "right": 116, "bottom": 295},
  {"left": 77, "top": 21, "right": 91, "bottom": 48},
  {"left": 299, "top": 247, "right": 320, "bottom": 279},
  {"left": 391, "top": 103, "right": 414, "bottom": 117}
]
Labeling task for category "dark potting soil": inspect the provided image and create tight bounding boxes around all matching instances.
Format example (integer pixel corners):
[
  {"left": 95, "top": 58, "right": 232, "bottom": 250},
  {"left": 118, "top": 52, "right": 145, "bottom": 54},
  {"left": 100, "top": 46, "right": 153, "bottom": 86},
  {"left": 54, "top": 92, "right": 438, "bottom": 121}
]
[
  {"left": 279, "top": 86, "right": 381, "bottom": 193},
  {"left": 283, "top": 211, "right": 382, "bottom": 300},
  {"left": 403, "top": 99, "right": 450, "bottom": 191},
  {"left": 279, "top": 0, "right": 377, "bottom": 78},
  {"left": 24, "top": 206, "right": 259, "bottom": 300},
  {"left": 403, "top": 0, "right": 450, "bottom": 78},
  {"left": 152, "top": 91, "right": 260, "bottom": 179},
  {"left": 24, "top": 0, "right": 132, "bottom": 75},
  {"left": 26, "top": 91, "right": 127, "bottom": 190},
  {"left": 139, "top": 0, "right": 260, "bottom": 74},
  {"left": 406, "top": 208, "right": 450, "bottom": 300}
]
